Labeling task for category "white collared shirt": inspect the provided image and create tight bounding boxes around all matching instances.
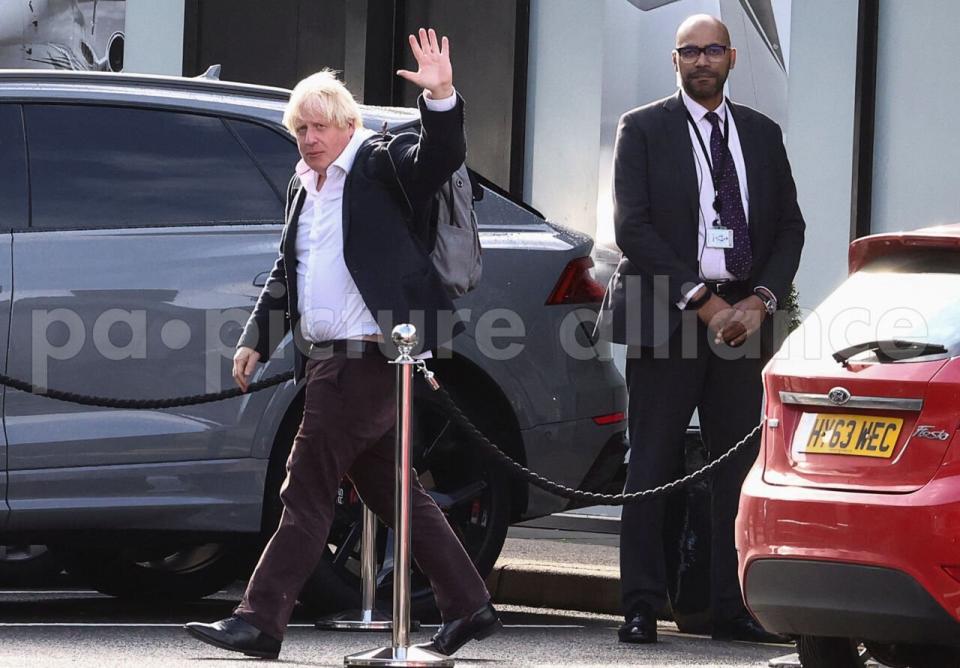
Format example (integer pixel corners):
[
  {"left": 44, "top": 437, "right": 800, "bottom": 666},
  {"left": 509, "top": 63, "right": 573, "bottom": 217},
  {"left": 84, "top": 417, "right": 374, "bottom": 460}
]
[
  {"left": 295, "top": 126, "right": 379, "bottom": 344},
  {"left": 294, "top": 90, "right": 457, "bottom": 344},
  {"left": 677, "top": 91, "right": 754, "bottom": 308}
]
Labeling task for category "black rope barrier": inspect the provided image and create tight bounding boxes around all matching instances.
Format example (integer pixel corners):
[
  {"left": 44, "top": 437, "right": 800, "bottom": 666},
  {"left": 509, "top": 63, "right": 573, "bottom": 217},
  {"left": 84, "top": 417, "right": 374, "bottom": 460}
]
[
  {"left": 428, "top": 381, "right": 763, "bottom": 506},
  {"left": 0, "top": 367, "right": 762, "bottom": 504},
  {"left": 0, "top": 371, "right": 293, "bottom": 409}
]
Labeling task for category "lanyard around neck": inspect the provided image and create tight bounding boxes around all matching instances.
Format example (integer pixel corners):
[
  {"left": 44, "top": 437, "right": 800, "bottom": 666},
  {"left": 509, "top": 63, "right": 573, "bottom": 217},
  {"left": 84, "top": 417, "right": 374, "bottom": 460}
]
[{"left": 683, "top": 99, "right": 730, "bottom": 190}]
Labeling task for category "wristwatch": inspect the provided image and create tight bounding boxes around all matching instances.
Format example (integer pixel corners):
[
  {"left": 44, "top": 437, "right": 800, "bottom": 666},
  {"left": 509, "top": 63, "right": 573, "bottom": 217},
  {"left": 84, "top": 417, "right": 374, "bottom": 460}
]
[{"left": 754, "top": 288, "right": 777, "bottom": 316}]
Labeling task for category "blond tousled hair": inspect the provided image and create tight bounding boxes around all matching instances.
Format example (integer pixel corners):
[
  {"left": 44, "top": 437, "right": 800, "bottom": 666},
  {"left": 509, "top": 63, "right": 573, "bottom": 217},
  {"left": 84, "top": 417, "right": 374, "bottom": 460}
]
[{"left": 283, "top": 69, "right": 363, "bottom": 134}]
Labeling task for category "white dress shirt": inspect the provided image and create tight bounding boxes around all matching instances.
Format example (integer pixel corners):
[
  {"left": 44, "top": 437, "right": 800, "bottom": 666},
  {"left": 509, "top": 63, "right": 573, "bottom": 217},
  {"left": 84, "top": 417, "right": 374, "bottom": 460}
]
[
  {"left": 677, "top": 92, "right": 751, "bottom": 309},
  {"left": 295, "top": 90, "right": 458, "bottom": 344}
]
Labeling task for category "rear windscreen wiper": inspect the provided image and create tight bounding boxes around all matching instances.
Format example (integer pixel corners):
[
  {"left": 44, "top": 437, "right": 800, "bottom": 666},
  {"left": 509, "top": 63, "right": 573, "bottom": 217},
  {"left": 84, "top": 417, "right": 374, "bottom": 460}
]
[{"left": 833, "top": 339, "right": 948, "bottom": 366}]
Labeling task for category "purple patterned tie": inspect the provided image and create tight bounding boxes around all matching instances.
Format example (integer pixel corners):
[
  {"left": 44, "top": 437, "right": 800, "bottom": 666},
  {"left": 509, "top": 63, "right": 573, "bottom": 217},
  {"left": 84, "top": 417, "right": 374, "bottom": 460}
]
[{"left": 705, "top": 111, "right": 752, "bottom": 279}]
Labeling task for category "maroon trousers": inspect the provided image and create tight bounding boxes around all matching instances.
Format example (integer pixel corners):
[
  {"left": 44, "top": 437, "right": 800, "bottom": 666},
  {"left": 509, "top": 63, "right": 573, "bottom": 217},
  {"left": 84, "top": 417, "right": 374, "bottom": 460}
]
[{"left": 235, "top": 350, "right": 490, "bottom": 640}]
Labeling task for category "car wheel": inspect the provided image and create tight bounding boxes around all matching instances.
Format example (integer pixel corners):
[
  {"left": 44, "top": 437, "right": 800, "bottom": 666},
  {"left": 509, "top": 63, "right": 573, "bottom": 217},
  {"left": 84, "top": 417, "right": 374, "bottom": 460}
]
[
  {"left": 296, "top": 389, "right": 512, "bottom": 618},
  {"left": 864, "top": 641, "right": 960, "bottom": 668},
  {"left": 0, "top": 544, "right": 63, "bottom": 585},
  {"left": 52, "top": 542, "right": 245, "bottom": 600},
  {"left": 797, "top": 636, "right": 867, "bottom": 668}
]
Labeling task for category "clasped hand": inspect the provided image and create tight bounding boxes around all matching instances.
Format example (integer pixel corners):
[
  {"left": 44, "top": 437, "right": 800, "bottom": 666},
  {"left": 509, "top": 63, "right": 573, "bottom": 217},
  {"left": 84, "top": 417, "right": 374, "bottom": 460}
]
[{"left": 698, "top": 294, "right": 766, "bottom": 347}]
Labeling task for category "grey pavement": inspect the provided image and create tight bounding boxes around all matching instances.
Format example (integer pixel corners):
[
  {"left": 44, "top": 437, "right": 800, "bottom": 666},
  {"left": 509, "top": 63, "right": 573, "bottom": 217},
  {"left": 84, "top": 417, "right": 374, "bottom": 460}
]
[
  {"left": 0, "top": 525, "right": 804, "bottom": 666},
  {"left": 0, "top": 592, "right": 794, "bottom": 667}
]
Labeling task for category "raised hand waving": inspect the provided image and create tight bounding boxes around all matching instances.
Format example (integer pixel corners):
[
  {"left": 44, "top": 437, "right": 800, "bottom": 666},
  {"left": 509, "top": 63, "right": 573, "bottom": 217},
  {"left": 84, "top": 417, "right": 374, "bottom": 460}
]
[{"left": 396, "top": 28, "right": 454, "bottom": 100}]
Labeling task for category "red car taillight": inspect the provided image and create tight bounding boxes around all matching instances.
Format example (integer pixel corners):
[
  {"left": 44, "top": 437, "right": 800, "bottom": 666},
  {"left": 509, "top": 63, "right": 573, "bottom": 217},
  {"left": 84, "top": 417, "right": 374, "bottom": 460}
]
[
  {"left": 593, "top": 412, "right": 625, "bottom": 426},
  {"left": 546, "top": 257, "right": 606, "bottom": 305}
]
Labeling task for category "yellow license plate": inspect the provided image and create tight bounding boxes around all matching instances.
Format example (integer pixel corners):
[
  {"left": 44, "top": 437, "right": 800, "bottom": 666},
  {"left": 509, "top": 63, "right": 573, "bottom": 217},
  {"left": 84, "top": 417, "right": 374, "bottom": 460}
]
[{"left": 796, "top": 413, "right": 903, "bottom": 458}]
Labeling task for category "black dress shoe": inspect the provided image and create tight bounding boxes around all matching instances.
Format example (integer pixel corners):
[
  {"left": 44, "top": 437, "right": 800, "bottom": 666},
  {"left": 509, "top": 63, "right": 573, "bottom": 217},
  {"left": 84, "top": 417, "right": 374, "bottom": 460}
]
[
  {"left": 417, "top": 602, "right": 502, "bottom": 656},
  {"left": 184, "top": 615, "right": 281, "bottom": 659},
  {"left": 618, "top": 609, "right": 658, "bottom": 644},
  {"left": 712, "top": 615, "right": 792, "bottom": 644}
]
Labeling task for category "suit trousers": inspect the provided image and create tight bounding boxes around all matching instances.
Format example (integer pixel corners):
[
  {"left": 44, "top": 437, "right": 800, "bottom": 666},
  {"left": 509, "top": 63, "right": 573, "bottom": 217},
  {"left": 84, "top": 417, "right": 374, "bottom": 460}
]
[
  {"left": 620, "top": 314, "right": 764, "bottom": 622},
  {"left": 235, "top": 350, "right": 490, "bottom": 640}
]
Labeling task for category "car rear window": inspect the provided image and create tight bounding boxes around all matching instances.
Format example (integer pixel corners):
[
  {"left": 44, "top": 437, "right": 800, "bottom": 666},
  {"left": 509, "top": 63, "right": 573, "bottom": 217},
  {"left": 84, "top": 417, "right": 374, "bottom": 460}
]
[
  {"left": 25, "top": 104, "right": 284, "bottom": 230},
  {"left": 0, "top": 104, "right": 28, "bottom": 230},
  {"left": 783, "top": 248, "right": 960, "bottom": 362},
  {"left": 227, "top": 120, "right": 300, "bottom": 194}
]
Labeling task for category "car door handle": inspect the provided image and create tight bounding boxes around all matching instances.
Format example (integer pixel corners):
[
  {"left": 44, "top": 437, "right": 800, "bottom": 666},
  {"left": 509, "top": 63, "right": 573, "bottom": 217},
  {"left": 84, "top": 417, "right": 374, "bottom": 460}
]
[{"left": 253, "top": 271, "right": 269, "bottom": 287}]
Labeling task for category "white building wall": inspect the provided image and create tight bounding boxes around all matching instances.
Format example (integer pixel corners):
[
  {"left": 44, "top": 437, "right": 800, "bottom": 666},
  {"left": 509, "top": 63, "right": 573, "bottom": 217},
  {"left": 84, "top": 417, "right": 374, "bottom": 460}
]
[
  {"left": 123, "top": 0, "right": 184, "bottom": 75},
  {"left": 871, "top": 0, "right": 960, "bottom": 234},
  {"left": 523, "top": 0, "right": 605, "bottom": 236},
  {"left": 783, "top": 0, "right": 860, "bottom": 310}
]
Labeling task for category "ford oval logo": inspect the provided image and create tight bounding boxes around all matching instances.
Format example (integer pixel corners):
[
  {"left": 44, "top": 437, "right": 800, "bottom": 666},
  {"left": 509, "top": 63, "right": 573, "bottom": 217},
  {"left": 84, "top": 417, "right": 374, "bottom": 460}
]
[{"left": 828, "top": 387, "right": 851, "bottom": 405}]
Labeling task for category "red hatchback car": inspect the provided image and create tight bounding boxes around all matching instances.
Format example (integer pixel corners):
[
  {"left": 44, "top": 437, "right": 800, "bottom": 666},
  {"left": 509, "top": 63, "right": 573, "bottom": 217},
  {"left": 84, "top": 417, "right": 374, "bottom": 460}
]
[{"left": 737, "top": 224, "right": 960, "bottom": 668}]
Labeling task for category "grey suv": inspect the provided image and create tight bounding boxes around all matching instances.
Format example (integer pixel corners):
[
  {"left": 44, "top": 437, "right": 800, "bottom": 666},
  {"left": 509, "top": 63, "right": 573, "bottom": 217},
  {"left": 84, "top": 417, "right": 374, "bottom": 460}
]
[{"left": 0, "top": 70, "right": 626, "bottom": 613}]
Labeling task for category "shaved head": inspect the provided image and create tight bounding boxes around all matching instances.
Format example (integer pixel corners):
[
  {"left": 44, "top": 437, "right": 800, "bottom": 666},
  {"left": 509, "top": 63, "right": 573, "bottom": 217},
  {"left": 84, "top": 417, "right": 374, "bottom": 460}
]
[
  {"left": 676, "top": 14, "right": 731, "bottom": 47},
  {"left": 673, "top": 14, "right": 736, "bottom": 110}
]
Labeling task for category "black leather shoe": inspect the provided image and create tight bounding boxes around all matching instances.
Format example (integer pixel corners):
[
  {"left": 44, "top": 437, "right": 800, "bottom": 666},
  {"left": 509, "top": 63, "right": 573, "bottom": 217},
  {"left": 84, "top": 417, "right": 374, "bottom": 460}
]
[
  {"left": 184, "top": 615, "right": 281, "bottom": 659},
  {"left": 712, "top": 615, "right": 791, "bottom": 644},
  {"left": 618, "top": 609, "right": 658, "bottom": 644},
  {"left": 418, "top": 602, "right": 502, "bottom": 656}
]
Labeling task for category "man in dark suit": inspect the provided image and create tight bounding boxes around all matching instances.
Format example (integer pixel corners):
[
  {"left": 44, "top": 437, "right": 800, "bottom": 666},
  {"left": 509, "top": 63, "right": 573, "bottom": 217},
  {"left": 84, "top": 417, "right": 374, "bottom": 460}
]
[
  {"left": 595, "top": 14, "right": 804, "bottom": 644},
  {"left": 184, "top": 28, "right": 500, "bottom": 659}
]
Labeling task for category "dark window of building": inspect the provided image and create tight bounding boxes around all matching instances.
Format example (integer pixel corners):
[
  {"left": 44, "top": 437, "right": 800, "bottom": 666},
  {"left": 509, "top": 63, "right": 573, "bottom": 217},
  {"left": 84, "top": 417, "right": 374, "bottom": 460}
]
[
  {"left": 397, "top": 0, "right": 529, "bottom": 196},
  {"left": 0, "top": 104, "right": 28, "bottom": 231},
  {"left": 183, "top": 0, "right": 346, "bottom": 89},
  {"left": 183, "top": 0, "right": 530, "bottom": 197},
  {"left": 25, "top": 105, "right": 283, "bottom": 230},
  {"left": 228, "top": 120, "right": 300, "bottom": 193}
]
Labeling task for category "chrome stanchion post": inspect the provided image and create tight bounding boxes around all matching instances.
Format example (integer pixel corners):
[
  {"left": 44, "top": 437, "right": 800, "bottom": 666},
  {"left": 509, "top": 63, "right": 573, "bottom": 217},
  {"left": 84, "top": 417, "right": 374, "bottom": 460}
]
[
  {"left": 345, "top": 324, "right": 453, "bottom": 667},
  {"left": 360, "top": 506, "right": 384, "bottom": 623},
  {"left": 315, "top": 505, "right": 392, "bottom": 631}
]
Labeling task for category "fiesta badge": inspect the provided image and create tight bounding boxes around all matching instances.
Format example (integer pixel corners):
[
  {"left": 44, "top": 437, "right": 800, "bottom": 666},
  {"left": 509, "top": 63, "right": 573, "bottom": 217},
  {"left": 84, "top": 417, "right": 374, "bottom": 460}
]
[{"left": 914, "top": 425, "right": 952, "bottom": 441}]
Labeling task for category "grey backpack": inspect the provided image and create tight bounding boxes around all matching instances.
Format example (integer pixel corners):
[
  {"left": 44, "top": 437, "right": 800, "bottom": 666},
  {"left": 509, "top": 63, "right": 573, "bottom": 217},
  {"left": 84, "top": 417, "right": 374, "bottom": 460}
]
[
  {"left": 382, "top": 127, "right": 483, "bottom": 298},
  {"left": 430, "top": 163, "right": 482, "bottom": 298}
]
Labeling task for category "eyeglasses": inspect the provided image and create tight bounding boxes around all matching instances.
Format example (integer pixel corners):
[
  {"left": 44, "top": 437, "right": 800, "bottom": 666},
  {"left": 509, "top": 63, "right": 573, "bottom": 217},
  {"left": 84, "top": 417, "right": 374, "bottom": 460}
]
[{"left": 675, "top": 44, "right": 729, "bottom": 64}]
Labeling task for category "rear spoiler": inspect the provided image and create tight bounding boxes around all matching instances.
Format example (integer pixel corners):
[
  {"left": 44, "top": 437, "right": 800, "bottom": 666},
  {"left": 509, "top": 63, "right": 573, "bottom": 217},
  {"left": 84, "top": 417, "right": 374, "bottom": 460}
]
[{"left": 848, "top": 226, "right": 960, "bottom": 273}]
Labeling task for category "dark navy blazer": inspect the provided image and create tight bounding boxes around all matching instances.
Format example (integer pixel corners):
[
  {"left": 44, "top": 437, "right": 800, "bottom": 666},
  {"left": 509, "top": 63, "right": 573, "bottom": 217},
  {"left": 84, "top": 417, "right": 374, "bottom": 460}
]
[{"left": 239, "top": 95, "right": 466, "bottom": 381}]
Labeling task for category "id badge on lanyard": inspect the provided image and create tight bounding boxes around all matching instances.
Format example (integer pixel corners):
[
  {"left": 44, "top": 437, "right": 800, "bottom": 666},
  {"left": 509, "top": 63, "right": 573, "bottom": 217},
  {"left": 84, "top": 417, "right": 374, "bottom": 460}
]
[{"left": 706, "top": 225, "right": 734, "bottom": 249}]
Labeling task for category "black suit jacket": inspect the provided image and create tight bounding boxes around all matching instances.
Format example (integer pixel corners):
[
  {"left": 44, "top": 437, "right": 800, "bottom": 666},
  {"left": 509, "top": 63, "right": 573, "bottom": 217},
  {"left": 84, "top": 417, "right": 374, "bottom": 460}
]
[
  {"left": 595, "top": 92, "right": 805, "bottom": 348},
  {"left": 238, "top": 95, "right": 466, "bottom": 381}
]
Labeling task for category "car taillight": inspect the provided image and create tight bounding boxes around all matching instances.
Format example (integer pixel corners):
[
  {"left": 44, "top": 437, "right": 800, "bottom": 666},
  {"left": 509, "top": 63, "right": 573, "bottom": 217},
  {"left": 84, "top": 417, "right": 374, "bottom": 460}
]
[
  {"left": 593, "top": 412, "right": 626, "bottom": 426},
  {"left": 546, "top": 257, "right": 606, "bottom": 305}
]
